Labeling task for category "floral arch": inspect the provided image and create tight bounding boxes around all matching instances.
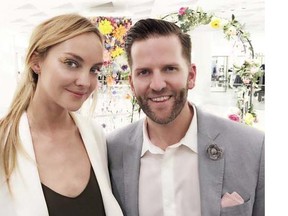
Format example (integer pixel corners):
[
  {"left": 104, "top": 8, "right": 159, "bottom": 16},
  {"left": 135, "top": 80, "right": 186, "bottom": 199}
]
[
  {"left": 86, "top": 8, "right": 264, "bottom": 129},
  {"left": 161, "top": 7, "right": 264, "bottom": 126}
]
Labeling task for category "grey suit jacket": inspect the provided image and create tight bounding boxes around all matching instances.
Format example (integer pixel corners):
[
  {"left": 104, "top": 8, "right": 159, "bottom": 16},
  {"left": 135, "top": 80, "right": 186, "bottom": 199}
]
[{"left": 107, "top": 107, "right": 265, "bottom": 216}]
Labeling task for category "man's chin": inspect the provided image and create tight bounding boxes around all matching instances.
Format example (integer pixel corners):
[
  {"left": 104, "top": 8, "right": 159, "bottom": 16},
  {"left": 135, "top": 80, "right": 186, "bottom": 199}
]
[{"left": 147, "top": 113, "right": 175, "bottom": 125}]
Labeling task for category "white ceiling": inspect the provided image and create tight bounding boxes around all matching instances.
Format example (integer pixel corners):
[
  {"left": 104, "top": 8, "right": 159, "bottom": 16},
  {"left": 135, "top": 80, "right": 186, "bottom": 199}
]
[{"left": 0, "top": 0, "right": 264, "bottom": 36}]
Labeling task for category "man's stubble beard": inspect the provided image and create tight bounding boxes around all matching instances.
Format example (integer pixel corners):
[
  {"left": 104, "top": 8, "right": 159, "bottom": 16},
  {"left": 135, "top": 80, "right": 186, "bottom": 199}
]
[{"left": 136, "top": 87, "right": 188, "bottom": 125}]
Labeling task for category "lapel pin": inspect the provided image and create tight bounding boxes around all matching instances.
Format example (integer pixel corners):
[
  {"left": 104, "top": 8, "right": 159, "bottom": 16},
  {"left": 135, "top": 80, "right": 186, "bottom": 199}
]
[{"left": 206, "top": 144, "right": 223, "bottom": 160}]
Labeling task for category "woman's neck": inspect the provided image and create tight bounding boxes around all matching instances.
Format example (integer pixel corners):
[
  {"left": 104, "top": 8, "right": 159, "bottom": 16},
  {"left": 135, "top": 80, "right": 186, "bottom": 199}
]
[{"left": 26, "top": 100, "right": 73, "bottom": 132}]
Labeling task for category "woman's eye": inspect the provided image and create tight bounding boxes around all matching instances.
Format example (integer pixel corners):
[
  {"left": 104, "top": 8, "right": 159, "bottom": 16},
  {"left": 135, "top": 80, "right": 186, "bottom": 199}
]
[
  {"left": 91, "top": 66, "right": 102, "bottom": 74},
  {"left": 64, "top": 59, "right": 78, "bottom": 68}
]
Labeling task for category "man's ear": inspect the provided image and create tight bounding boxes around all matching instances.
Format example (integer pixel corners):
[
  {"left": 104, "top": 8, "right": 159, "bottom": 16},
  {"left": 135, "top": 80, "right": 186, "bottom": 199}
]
[
  {"left": 187, "top": 63, "right": 197, "bottom": 89},
  {"left": 128, "top": 74, "right": 135, "bottom": 96},
  {"left": 30, "top": 52, "right": 41, "bottom": 74}
]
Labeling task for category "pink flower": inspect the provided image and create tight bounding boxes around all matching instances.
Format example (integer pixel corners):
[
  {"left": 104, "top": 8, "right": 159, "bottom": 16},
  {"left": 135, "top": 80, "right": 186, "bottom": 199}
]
[
  {"left": 179, "top": 7, "right": 188, "bottom": 16},
  {"left": 228, "top": 114, "right": 240, "bottom": 122},
  {"left": 243, "top": 78, "right": 250, "bottom": 84}
]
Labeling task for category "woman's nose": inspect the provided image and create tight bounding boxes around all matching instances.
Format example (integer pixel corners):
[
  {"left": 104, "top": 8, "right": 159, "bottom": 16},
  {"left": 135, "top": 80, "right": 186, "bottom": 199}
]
[{"left": 75, "top": 71, "right": 90, "bottom": 87}]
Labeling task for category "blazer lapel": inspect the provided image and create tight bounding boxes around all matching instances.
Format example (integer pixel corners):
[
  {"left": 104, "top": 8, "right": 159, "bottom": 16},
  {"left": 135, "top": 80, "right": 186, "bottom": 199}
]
[
  {"left": 11, "top": 113, "right": 49, "bottom": 216},
  {"left": 72, "top": 113, "right": 110, "bottom": 187},
  {"left": 123, "top": 120, "right": 143, "bottom": 216},
  {"left": 72, "top": 113, "right": 123, "bottom": 216},
  {"left": 196, "top": 108, "right": 225, "bottom": 216}
]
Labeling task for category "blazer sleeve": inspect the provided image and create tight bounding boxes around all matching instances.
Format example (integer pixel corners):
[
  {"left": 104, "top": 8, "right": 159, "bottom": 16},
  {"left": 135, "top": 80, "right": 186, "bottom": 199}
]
[{"left": 252, "top": 140, "right": 265, "bottom": 216}]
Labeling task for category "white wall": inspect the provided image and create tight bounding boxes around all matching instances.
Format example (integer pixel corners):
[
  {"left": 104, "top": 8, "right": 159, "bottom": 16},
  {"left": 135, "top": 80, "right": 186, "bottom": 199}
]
[
  {"left": 0, "top": 31, "right": 28, "bottom": 117},
  {"left": 0, "top": 32, "right": 17, "bottom": 117},
  {"left": 188, "top": 26, "right": 213, "bottom": 105}
]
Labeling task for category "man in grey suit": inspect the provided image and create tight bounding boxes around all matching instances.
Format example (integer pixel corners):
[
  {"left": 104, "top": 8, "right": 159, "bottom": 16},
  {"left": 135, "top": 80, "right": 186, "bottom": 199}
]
[{"left": 107, "top": 18, "right": 264, "bottom": 216}]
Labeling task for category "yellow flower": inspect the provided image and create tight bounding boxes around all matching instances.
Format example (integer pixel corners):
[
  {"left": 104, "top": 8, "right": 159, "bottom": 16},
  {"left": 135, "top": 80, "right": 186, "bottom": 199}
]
[
  {"left": 244, "top": 113, "right": 254, "bottom": 126},
  {"left": 113, "top": 25, "right": 127, "bottom": 41},
  {"left": 111, "top": 46, "right": 124, "bottom": 58},
  {"left": 98, "top": 19, "right": 113, "bottom": 35},
  {"left": 210, "top": 18, "right": 221, "bottom": 29}
]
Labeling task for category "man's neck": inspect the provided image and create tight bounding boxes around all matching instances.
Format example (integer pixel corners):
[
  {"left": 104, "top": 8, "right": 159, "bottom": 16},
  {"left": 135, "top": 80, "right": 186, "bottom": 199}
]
[{"left": 146, "top": 104, "right": 194, "bottom": 150}]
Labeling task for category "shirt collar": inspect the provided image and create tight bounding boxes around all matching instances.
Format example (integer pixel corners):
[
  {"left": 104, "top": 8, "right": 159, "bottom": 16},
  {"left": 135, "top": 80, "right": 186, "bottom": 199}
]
[{"left": 141, "top": 103, "right": 198, "bottom": 157}]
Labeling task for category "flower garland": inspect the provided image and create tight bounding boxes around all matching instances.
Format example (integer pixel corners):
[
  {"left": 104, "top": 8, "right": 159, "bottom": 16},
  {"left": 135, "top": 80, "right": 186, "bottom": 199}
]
[
  {"left": 233, "top": 59, "right": 263, "bottom": 86},
  {"left": 232, "top": 59, "right": 264, "bottom": 123},
  {"left": 161, "top": 7, "right": 263, "bottom": 126},
  {"left": 162, "top": 7, "right": 254, "bottom": 57}
]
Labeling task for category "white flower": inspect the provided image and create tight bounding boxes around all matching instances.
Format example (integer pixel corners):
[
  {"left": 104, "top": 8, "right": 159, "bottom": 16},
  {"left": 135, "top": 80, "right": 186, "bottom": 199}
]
[
  {"left": 250, "top": 66, "right": 259, "bottom": 74},
  {"left": 227, "top": 26, "right": 237, "bottom": 36}
]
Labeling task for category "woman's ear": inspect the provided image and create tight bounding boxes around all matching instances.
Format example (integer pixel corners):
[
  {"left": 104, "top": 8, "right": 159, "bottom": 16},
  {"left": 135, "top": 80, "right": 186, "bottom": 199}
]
[{"left": 30, "top": 52, "right": 41, "bottom": 74}]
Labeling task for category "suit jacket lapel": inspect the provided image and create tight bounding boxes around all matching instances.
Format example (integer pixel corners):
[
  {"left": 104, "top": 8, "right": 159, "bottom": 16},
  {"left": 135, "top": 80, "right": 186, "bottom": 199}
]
[
  {"left": 197, "top": 108, "right": 225, "bottom": 216},
  {"left": 123, "top": 120, "right": 143, "bottom": 216},
  {"left": 11, "top": 113, "right": 49, "bottom": 216},
  {"left": 120, "top": 108, "right": 226, "bottom": 216}
]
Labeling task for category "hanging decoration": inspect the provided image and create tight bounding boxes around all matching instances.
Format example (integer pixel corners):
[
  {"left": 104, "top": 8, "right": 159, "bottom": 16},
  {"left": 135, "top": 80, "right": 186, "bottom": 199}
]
[
  {"left": 90, "top": 16, "right": 132, "bottom": 86},
  {"left": 87, "top": 16, "right": 140, "bottom": 129}
]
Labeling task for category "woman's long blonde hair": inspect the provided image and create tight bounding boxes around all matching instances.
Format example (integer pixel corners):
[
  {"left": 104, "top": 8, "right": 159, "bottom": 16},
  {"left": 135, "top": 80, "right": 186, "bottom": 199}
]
[{"left": 0, "top": 14, "right": 103, "bottom": 186}]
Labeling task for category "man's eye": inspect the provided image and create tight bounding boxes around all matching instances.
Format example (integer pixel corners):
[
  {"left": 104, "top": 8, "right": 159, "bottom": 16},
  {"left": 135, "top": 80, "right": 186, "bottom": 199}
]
[
  {"left": 139, "top": 70, "right": 149, "bottom": 76},
  {"left": 166, "top": 66, "right": 176, "bottom": 72}
]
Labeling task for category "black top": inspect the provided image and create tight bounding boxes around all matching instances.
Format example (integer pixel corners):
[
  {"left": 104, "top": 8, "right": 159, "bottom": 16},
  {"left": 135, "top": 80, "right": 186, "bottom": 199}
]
[{"left": 41, "top": 167, "right": 106, "bottom": 216}]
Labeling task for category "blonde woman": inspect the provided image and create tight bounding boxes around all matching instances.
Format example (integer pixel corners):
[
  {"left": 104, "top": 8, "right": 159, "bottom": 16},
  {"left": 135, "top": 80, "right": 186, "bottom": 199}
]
[{"left": 0, "top": 14, "right": 123, "bottom": 216}]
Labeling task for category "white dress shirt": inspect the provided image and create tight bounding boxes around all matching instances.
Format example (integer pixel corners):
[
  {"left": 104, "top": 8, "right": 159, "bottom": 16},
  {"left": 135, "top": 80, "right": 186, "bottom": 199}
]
[{"left": 139, "top": 105, "right": 201, "bottom": 216}]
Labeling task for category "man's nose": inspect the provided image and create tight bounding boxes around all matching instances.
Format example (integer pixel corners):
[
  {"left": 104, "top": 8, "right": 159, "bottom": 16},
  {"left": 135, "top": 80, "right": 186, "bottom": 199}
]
[{"left": 149, "top": 72, "right": 166, "bottom": 91}]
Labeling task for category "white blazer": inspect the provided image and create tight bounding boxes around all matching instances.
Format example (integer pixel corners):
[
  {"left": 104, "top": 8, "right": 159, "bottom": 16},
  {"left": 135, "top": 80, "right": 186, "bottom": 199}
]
[{"left": 0, "top": 112, "right": 123, "bottom": 216}]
